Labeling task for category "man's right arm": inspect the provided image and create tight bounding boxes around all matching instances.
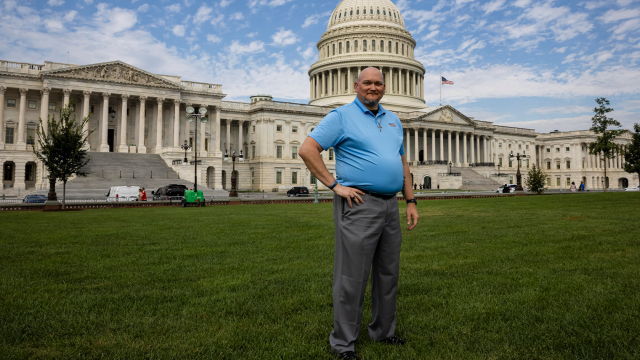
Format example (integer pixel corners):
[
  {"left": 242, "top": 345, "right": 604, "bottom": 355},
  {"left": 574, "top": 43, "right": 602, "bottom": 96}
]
[{"left": 299, "top": 137, "right": 365, "bottom": 207}]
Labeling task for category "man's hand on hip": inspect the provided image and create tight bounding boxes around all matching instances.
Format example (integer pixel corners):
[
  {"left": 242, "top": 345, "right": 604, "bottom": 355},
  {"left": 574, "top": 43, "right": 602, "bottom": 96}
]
[
  {"left": 406, "top": 203, "right": 419, "bottom": 230},
  {"left": 334, "top": 184, "right": 365, "bottom": 208}
]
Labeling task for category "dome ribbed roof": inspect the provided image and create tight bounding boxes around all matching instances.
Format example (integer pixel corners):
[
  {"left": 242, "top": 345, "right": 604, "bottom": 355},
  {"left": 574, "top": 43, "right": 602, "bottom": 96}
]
[{"left": 327, "top": 0, "right": 405, "bottom": 31}]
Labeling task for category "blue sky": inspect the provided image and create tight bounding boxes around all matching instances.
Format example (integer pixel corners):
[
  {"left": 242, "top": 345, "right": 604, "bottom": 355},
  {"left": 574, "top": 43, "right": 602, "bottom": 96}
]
[{"left": 1, "top": 0, "right": 639, "bottom": 133}]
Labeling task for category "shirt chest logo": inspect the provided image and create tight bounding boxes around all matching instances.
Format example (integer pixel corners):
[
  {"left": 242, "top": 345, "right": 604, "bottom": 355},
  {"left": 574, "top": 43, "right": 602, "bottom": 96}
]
[{"left": 389, "top": 123, "right": 396, "bottom": 127}]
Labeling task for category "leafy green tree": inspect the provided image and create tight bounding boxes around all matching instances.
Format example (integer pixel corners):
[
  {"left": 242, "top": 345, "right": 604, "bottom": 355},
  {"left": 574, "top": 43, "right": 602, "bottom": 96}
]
[
  {"left": 623, "top": 123, "right": 640, "bottom": 184},
  {"left": 32, "top": 103, "right": 92, "bottom": 209},
  {"left": 524, "top": 164, "right": 547, "bottom": 195},
  {"left": 588, "top": 98, "right": 623, "bottom": 192}
]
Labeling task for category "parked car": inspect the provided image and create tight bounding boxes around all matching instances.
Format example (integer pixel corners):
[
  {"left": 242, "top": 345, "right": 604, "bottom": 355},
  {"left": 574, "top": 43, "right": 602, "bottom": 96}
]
[
  {"left": 152, "top": 184, "right": 188, "bottom": 199},
  {"left": 496, "top": 184, "right": 517, "bottom": 193},
  {"left": 23, "top": 194, "right": 47, "bottom": 203},
  {"left": 625, "top": 186, "right": 639, "bottom": 191},
  {"left": 287, "top": 186, "right": 310, "bottom": 197},
  {"left": 105, "top": 186, "right": 140, "bottom": 202}
]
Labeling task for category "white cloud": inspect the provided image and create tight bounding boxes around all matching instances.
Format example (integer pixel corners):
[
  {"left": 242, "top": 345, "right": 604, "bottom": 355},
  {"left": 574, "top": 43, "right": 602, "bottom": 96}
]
[
  {"left": 207, "top": 34, "right": 221, "bottom": 43},
  {"left": 482, "top": 0, "right": 506, "bottom": 15},
  {"left": 611, "top": 18, "right": 640, "bottom": 36},
  {"left": 84, "top": 0, "right": 93, "bottom": 4},
  {"left": 210, "top": 14, "right": 225, "bottom": 26},
  {"left": 298, "top": 45, "right": 315, "bottom": 60},
  {"left": 228, "top": 40, "right": 265, "bottom": 54},
  {"left": 271, "top": 27, "right": 299, "bottom": 46},
  {"left": 248, "top": 0, "right": 294, "bottom": 11},
  {"left": 220, "top": 0, "right": 234, "bottom": 6},
  {"left": 173, "top": 24, "right": 186, "bottom": 36},
  {"left": 513, "top": 0, "right": 531, "bottom": 7},
  {"left": 93, "top": 4, "right": 138, "bottom": 34},
  {"left": 456, "top": 0, "right": 475, "bottom": 4},
  {"left": 47, "top": 0, "right": 64, "bottom": 6},
  {"left": 422, "top": 30, "right": 440, "bottom": 41},
  {"left": 64, "top": 10, "right": 77, "bottom": 22},
  {"left": 229, "top": 12, "right": 244, "bottom": 20},
  {"left": 601, "top": 8, "right": 640, "bottom": 23},
  {"left": 530, "top": 105, "right": 593, "bottom": 114},
  {"left": 302, "top": 11, "right": 332, "bottom": 28},
  {"left": 583, "top": 1, "right": 608, "bottom": 10},
  {"left": 246, "top": 32, "right": 258, "bottom": 38},
  {"left": 137, "top": 4, "right": 149, "bottom": 12},
  {"left": 165, "top": 4, "right": 181, "bottom": 13},
  {"left": 194, "top": 5, "right": 213, "bottom": 22},
  {"left": 553, "top": 47, "right": 567, "bottom": 53}
]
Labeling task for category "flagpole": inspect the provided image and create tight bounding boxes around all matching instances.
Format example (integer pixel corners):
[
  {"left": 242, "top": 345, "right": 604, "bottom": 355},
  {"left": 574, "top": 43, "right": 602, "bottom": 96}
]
[{"left": 439, "top": 65, "right": 442, "bottom": 106}]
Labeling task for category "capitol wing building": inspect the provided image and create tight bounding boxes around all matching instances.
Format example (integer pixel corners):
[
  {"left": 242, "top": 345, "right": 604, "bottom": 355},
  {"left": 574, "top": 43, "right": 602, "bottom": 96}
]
[{"left": 0, "top": 0, "right": 637, "bottom": 196}]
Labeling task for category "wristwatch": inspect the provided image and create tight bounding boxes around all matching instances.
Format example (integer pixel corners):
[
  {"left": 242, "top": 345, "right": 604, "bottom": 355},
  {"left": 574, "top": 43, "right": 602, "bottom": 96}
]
[
  {"left": 406, "top": 198, "right": 417, "bottom": 205},
  {"left": 329, "top": 180, "right": 339, "bottom": 190}
]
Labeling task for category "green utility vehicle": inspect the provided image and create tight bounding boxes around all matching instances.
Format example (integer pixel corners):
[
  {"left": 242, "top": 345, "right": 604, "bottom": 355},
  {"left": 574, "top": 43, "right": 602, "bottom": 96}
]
[{"left": 182, "top": 189, "right": 205, "bottom": 207}]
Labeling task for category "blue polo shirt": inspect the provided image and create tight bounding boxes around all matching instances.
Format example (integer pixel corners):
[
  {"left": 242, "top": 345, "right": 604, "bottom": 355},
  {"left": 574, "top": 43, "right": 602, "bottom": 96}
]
[{"left": 309, "top": 97, "right": 405, "bottom": 195}]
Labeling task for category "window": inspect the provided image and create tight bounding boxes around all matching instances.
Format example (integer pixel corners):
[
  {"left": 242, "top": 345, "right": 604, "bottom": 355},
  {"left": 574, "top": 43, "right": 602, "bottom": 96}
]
[
  {"left": 252, "top": 145, "right": 256, "bottom": 159},
  {"left": 566, "top": 161, "right": 570, "bottom": 169},
  {"left": 329, "top": 148, "right": 334, "bottom": 160},
  {"left": 556, "top": 148, "right": 560, "bottom": 152},
  {"left": 566, "top": 147, "right": 570, "bottom": 152},
  {"left": 276, "top": 145, "right": 282, "bottom": 159},
  {"left": 547, "top": 162, "right": 551, "bottom": 170},
  {"left": 527, "top": 159, "right": 530, "bottom": 169},
  {"left": 395, "top": 42, "right": 398, "bottom": 54},
  {"left": 526, "top": 145, "right": 529, "bottom": 150},
  {"left": 363, "top": 40, "right": 367, "bottom": 51},
  {"left": 388, "top": 41, "right": 392, "bottom": 53},
  {"left": 90, "top": 105, "right": 95, "bottom": 113},
  {"left": 372, "top": 40, "right": 375, "bottom": 51},
  {"left": 251, "top": 170, "right": 255, "bottom": 184},
  {"left": 333, "top": 44, "right": 335, "bottom": 55},
  {"left": 276, "top": 171, "right": 282, "bottom": 184},
  {"left": 582, "top": 160, "right": 585, "bottom": 169},
  {"left": 356, "top": 9, "right": 359, "bottom": 15},
  {"left": 518, "top": 144, "right": 522, "bottom": 149},
  {"left": 556, "top": 161, "right": 560, "bottom": 170},
  {"left": 547, "top": 177, "right": 551, "bottom": 186},
  {"left": 509, "top": 159, "right": 513, "bottom": 167},
  {"left": 27, "top": 129, "right": 35, "bottom": 145},
  {"left": 370, "top": 8, "right": 373, "bottom": 14},
  {"left": 4, "top": 163, "right": 13, "bottom": 181},
  {"left": 509, "top": 175, "right": 513, "bottom": 183},
  {"left": 582, "top": 146, "right": 586, "bottom": 151},
  {"left": 292, "top": 146, "right": 298, "bottom": 159},
  {"left": 350, "top": 10, "right": 353, "bottom": 15},
  {"left": 557, "top": 178, "right": 561, "bottom": 186},
  {"left": 380, "top": 40, "right": 384, "bottom": 52},
  {"left": 48, "top": 102, "right": 56, "bottom": 111},
  {"left": 292, "top": 172, "right": 298, "bottom": 184},
  {"left": 310, "top": 173, "right": 317, "bottom": 186},
  {"left": 189, "top": 137, "right": 193, "bottom": 148},
  {"left": 69, "top": 104, "right": 75, "bottom": 112},
  {"left": 205, "top": 139, "right": 209, "bottom": 151},
  {"left": 276, "top": 125, "right": 282, "bottom": 132},
  {"left": 402, "top": 44, "right": 404, "bottom": 55},
  {"left": 499, "top": 143, "right": 502, "bottom": 148},
  {"left": 546, "top": 148, "right": 550, "bottom": 153},
  {"left": 339, "top": 43, "right": 342, "bottom": 54},
  {"left": 292, "top": 126, "right": 298, "bottom": 133},
  {"left": 28, "top": 100, "right": 37, "bottom": 109},
  {"left": 377, "top": 9, "right": 380, "bottom": 14},
  {"left": 499, "top": 158, "right": 503, "bottom": 166},
  {"left": 5, "top": 128, "right": 14, "bottom": 144},
  {"left": 566, "top": 178, "right": 571, "bottom": 186},
  {"left": 346, "top": 41, "right": 350, "bottom": 53},
  {"left": 7, "top": 99, "right": 16, "bottom": 108},
  {"left": 355, "top": 40, "right": 358, "bottom": 51},
  {"left": 252, "top": 126, "right": 256, "bottom": 133},
  {"left": 384, "top": 10, "right": 386, "bottom": 15},
  {"left": 25, "top": 164, "right": 35, "bottom": 181},
  {"left": 509, "top": 144, "right": 512, "bottom": 149}
]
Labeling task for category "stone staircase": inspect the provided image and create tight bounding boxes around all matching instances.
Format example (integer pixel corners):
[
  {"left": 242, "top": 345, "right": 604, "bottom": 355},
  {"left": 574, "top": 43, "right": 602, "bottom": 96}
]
[
  {"left": 456, "top": 167, "right": 501, "bottom": 191},
  {"left": 30, "top": 152, "right": 228, "bottom": 199}
]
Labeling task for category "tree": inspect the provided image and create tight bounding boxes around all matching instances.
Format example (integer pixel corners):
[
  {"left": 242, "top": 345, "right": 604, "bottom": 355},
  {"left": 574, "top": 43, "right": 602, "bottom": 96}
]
[
  {"left": 588, "top": 98, "right": 623, "bottom": 192},
  {"left": 32, "top": 103, "right": 92, "bottom": 209},
  {"left": 524, "top": 164, "right": 547, "bottom": 195},
  {"left": 623, "top": 123, "right": 640, "bottom": 183}
]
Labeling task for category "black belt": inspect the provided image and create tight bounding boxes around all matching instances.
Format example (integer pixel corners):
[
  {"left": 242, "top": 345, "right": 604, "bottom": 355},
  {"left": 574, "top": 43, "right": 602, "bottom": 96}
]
[{"left": 353, "top": 187, "right": 397, "bottom": 200}]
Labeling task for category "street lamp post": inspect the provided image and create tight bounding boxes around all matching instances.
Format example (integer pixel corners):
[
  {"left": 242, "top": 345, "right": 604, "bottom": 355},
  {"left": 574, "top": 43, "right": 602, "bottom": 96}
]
[
  {"left": 510, "top": 150, "right": 526, "bottom": 191},
  {"left": 186, "top": 106, "right": 208, "bottom": 193},
  {"left": 448, "top": 161, "right": 452, "bottom": 175},
  {"left": 224, "top": 149, "right": 243, "bottom": 197},
  {"left": 181, "top": 140, "right": 191, "bottom": 164}
]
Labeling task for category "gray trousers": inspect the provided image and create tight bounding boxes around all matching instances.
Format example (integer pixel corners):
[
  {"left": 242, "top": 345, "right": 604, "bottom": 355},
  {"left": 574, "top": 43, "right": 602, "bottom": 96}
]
[{"left": 329, "top": 194, "right": 402, "bottom": 354}]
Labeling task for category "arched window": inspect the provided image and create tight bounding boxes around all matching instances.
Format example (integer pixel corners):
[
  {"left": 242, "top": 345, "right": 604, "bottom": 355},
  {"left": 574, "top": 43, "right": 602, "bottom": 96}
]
[
  {"left": 377, "top": 9, "right": 380, "bottom": 15},
  {"left": 339, "top": 42, "right": 342, "bottom": 54},
  {"left": 388, "top": 41, "right": 392, "bottom": 53},
  {"left": 370, "top": 8, "right": 373, "bottom": 14},
  {"left": 356, "top": 9, "right": 359, "bottom": 15},
  {"left": 371, "top": 40, "right": 375, "bottom": 51},
  {"left": 394, "top": 12, "right": 396, "bottom": 18},
  {"left": 339, "top": 13, "right": 341, "bottom": 18},
  {"left": 380, "top": 40, "right": 384, "bottom": 52},
  {"left": 383, "top": 10, "right": 386, "bottom": 15},
  {"left": 354, "top": 40, "right": 358, "bottom": 52},
  {"left": 350, "top": 10, "right": 353, "bottom": 15},
  {"left": 327, "top": 46, "right": 330, "bottom": 57},
  {"left": 346, "top": 41, "right": 350, "bottom": 53},
  {"left": 332, "top": 44, "right": 335, "bottom": 55},
  {"left": 396, "top": 42, "right": 398, "bottom": 54},
  {"left": 363, "top": 40, "right": 367, "bottom": 51},
  {"left": 402, "top": 44, "right": 404, "bottom": 55},
  {"left": 344, "top": 11, "right": 347, "bottom": 17}
]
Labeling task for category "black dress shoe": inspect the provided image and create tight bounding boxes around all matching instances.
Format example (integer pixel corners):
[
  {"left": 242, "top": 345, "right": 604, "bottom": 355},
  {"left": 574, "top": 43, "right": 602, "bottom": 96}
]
[
  {"left": 381, "top": 335, "right": 406, "bottom": 345},
  {"left": 338, "top": 351, "right": 360, "bottom": 360}
]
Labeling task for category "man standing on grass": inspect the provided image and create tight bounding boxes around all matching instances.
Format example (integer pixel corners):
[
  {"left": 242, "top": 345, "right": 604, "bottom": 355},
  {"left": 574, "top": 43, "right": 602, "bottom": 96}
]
[{"left": 299, "top": 67, "right": 419, "bottom": 360}]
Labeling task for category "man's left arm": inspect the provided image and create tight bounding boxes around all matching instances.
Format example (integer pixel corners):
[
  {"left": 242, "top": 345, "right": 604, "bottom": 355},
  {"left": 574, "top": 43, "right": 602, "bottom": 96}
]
[{"left": 401, "top": 155, "right": 419, "bottom": 230}]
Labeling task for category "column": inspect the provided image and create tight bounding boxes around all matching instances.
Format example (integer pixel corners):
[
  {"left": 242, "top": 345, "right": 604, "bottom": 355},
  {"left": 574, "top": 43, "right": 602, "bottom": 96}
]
[
  {"left": 399, "top": 69, "right": 404, "bottom": 95},
  {"left": 17, "top": 88, "right": 28, "bottom": 149},
  {"left": 200, "top": 107, "right": 206, "bottom": 157},
  {"left": 226, "top": 119, "right": 231, "bottom": 154},
  {"left": 238, "top": 120, "right": 244, "bottom": 157},
  {"left": 100, "top": 92, "right": 110, "bottom": 152},
  {"left": 484, "top": 136, "right": 489, "bottom": 163},
  {"left": 40, "top": 87, "right": 50, "bottom": 137},
  {"left": 406, "top": 129, "right": 411, "bottom": 161},
  {"left": 455, "top": 131, "right": 460, "bottom": 166},
  {"left": 184, "top": 103, "right": 192, "bottom": 150},
  {"left": 154, "top": 98, "right": 164, "bottom": 154},
  {"left": 338, "top": 68, "right": 342, "bottom": 95},
  {"left": 172, "top": 99, "right": 180, "bottom": 148},
  {"left": 447, "top": 130, "right": 452, "bottom": 162},
  {"left": 63, "top": 89, "right": 71, "bottom": 107},
  {"left": 414, "top": 128, "right": 419, "bottom": 163},
  {"left": 439, "top": 130, "right": 444, "bottom": 161},
  {"left": 422, "top": 127, "right": 427, "bottom": 163},
  {"left": 321, "top": 72, "right": 325, "bottom": 96},
  {"left": 215, "top": 106, "right": 221, "bottom": 156},
  {"left": 469, "top": 133, "right": 474, "bottom": 165},
  {"left": 347, "top": 67, "right": 352, "bottom": 94},
  {"left": 431, "top": 129, "right": 436, "bottom": 161},
  {"left": 82, "top": 90, "right": 91, "bottom": 142},
  {"left": 118, "top": 94, "right": 128, "bottom": 152},
  {"left": 330, "top": 70, "right": 334, "bottom": 95},
  {"left": 137, "top": 96, "right": 147, "bottom": 153},
  {"left": 0, "top": 86, "right": 5, "bottom": 148}
]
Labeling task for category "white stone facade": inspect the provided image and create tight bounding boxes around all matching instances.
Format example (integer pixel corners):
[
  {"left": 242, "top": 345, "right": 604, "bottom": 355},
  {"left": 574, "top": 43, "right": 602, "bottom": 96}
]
[{"left": 0, "top": 0, "right": 637, "bottom": 195}]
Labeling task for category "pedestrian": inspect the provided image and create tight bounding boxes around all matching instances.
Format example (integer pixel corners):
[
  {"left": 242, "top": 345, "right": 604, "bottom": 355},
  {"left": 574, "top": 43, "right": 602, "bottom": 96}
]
[
  {"left": 299, "top": 67, "right": 418, "bottom": 360},
  {"left": 413, "top": 183, "right": 417, "bottom": 190},
  {"left": 437, "top": 183, "right": 440, "bottom": 190},
  {"left": 570, "top": 181, "right": 577, "bottom": 192},
  {"left": 137, "top": 188, "right": 142, "bottom": 201},
  {"left": 420, "top": 184, "right": 423, "bottom": 190},
  {"left": 141, "top": 187, "right": 147, "bottom": 201},
  {"left": 579, "top": 181, "right": 585, "bottom": 191}
]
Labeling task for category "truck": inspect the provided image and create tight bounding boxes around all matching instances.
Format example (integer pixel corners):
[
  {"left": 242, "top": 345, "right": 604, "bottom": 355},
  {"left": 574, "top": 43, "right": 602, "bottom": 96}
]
[{"left": 182, "top": 189, "right": 206, "bottom": 207}]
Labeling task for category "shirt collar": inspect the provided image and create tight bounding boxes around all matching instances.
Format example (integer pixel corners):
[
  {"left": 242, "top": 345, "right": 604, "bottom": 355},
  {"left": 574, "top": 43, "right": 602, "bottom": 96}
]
[{"left": 353, "top": 96, "right": 387, "bottom": 117}]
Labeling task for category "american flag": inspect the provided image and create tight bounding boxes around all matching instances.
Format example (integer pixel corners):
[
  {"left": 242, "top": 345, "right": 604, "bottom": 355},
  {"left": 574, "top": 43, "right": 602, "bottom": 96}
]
[{"left": 442, "top": 77, "right": 454, "bottom": 85}]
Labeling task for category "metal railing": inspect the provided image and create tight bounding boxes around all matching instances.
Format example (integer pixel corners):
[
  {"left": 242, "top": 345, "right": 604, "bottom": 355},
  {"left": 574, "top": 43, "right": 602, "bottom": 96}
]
[
  {"left": 490, "top": 173, "right": 509, "bottom": 177},
  {"left": 410, "top": 160, "right": 451, "bottom": 166},
  {"left": 172, "top": 159, "right": 185, "bottom": 165},
  {"left": 190, "top": 160, "right": 202, "bottom": 165},
  {"left": 470, "top": 162, "right": 496, "bottom": 167},
  {"left": 438, "top": 173, "right": 461, "bottom": 177}
]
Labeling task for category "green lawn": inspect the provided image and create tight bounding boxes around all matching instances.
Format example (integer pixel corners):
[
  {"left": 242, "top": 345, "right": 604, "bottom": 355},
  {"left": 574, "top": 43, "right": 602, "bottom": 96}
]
[{"left": 1, "top": 193, "right": 639, "bottom": 359}]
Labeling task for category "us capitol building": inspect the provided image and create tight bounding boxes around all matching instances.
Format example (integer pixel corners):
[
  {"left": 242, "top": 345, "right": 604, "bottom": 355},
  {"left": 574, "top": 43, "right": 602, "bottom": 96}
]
[{"left": 0, "top": 0, "right": 637, "bottom": 196}]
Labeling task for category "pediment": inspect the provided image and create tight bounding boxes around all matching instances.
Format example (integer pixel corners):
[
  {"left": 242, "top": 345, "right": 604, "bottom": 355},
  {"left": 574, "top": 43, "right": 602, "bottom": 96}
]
[
  {"left": 413, "top": 105, "right": 476, "bottom": 126},
  {"left": 40, "top": 61, "right": 182, "bottom": 89}
]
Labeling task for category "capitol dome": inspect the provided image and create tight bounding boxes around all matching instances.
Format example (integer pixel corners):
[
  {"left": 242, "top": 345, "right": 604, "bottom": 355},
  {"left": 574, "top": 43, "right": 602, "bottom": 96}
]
[{"left": 308, "top": 0, "right": 427, "bottom": 112}]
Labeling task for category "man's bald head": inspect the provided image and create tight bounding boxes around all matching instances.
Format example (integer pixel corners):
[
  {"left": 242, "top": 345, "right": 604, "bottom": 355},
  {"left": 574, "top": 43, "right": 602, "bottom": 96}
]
[{"left": 354, "top": 67, "right": 386, "bottom": 109}]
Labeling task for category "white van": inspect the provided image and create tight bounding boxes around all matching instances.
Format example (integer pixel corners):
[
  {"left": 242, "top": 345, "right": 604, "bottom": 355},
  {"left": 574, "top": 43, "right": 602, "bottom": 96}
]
[{"left": 105, "top": 186, "right": 140, "bottom": 202}]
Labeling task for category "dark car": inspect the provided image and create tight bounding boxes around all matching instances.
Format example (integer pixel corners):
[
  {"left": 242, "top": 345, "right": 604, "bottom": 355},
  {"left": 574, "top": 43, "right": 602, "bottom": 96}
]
[
  {"left": 152, "top": 184, "right": 188, "bottom": 199},
  {"left": 287, "top": 187, "right": 310, "bottom": 197},
  {"left": 23, "top": 194, "right": 47, "bottom": 203}
]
